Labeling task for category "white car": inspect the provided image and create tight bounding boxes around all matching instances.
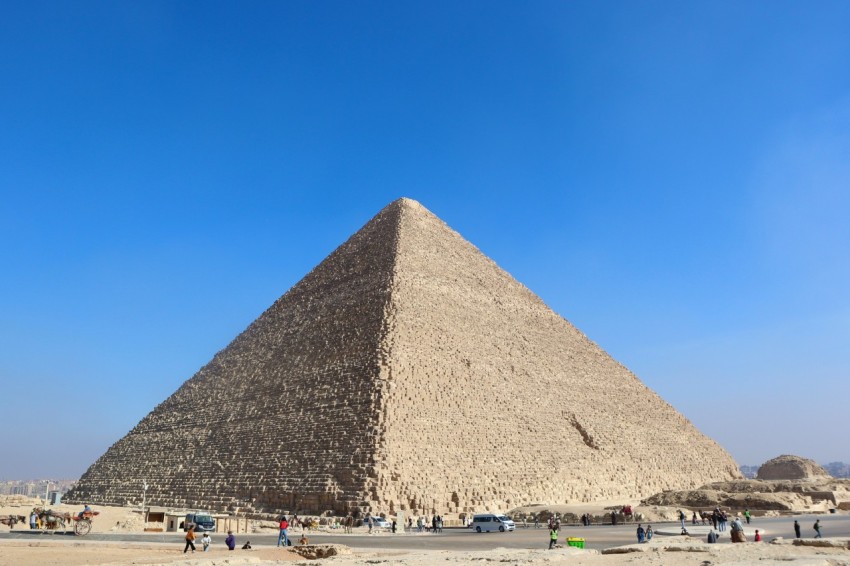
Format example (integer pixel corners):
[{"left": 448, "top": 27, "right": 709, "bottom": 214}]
[
  {"left": 470, "top": 513, "right": 515, "bottom": 532},
  {"left": 368, "top": 516, "right": 391, "bottom": 529}
]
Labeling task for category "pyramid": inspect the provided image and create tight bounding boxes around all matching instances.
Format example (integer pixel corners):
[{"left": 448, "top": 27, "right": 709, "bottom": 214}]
[{"left": 66, "top": 198, "right": 741, "bottom": 515}]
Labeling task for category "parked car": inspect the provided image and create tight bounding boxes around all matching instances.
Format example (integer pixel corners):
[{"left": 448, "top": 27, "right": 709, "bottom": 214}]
[
  {"left": 183, "top": 512, "right": 216, "bottom": 532},
  {"left": 470, "top": 513, "right": 515, "bottom": 532},
  {"left": 368, "top": 516, "right": 391, "bottom": 529}
]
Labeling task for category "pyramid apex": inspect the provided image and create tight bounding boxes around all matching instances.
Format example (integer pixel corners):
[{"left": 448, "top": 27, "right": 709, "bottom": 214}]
[{"left": 391, "top": 197, "right": 424, "bottom": 209}]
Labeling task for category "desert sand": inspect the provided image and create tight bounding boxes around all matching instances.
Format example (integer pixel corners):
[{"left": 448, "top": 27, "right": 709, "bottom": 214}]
[
  {"left": 2, "top": 497, "right": 849, "bottom": 565},
  {"left": 1, "top": 537, "right": 850, "bottom": 566}
]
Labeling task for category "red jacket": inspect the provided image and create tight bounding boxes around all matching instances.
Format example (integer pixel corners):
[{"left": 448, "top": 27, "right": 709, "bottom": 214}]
[{"left": 280, "top": 520, "right": 289, "bottom": 530}]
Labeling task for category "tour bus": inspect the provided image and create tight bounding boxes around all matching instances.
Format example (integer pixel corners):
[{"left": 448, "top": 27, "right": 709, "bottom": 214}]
[
  {"left": 470, "top": 513, "right": 516, "bottom": 532},
  {"left": 183, "top": 512, "right": 216, "bottom": 532}
]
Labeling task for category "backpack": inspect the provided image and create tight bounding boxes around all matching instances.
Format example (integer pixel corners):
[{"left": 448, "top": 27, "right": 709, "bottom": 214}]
[{"left": 286, "top": 538, "right": 292, "bottom": 546}]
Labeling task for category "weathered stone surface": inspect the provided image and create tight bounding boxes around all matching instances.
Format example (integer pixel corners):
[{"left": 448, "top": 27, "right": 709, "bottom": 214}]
[
  {"left": 290, "top": 544, "right": 352, "bottom": 559},
  {"left": 642, "top": 476, "right": 850, "bottom": 511},
  {"left": 758, "top": 455, "right": 832, "bottom": 481},
  {"left": 65, "top": 198, "right": 740, "bottom": 515}
]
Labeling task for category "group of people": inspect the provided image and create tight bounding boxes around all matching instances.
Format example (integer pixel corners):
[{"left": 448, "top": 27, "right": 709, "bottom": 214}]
[
  {"left": 635, "top": 523, "right": 653, "bottom": 542},
  {"left": 182, "top": 526, "right": 238, "bottom": 553},
  {"left": 407, "top": 514, "right": 443, "bottom": 533}
]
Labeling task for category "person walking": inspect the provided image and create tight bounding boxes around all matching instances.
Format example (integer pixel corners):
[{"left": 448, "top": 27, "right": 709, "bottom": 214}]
[
  {"left": 183, "top": 525, "right": 197, "bottom": 553},
  {"left": 646, "top": 525, "right": 653, "bottom": 541},
  {"left": 679, "top": 510, "right": 686, "bottom": 530},
  {"left": 548, "top": 525, "right": 559, "bottom": 549},
  {"left": 636, "top": 524, "right": 645, "bottom": 543},
  {"left": 813, "top": 519, "right": 822, "bottom": 539},
  {"left": 744, "top": 509, "right": 751, "bottom": 524},
  {"left": 277, "top": 515, "right": 290, "bottom": 547},
  {"left": 794, "top": 520, "right": 801, "bottom": 538},
  {"left": 201, "top": 532, "right": 211, "bottom": 551}
]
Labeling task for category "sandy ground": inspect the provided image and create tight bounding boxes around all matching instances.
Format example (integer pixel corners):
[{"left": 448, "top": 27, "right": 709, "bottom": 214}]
[
  {"left": 3, "top": 497, "right": 849, "bottom": 565},
  {"left": 0, "top": 537, "right": 849, "bottom": 566}
]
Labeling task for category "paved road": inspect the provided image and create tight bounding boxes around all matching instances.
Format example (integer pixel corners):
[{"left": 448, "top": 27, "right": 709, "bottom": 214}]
[{"left": 2, "top": 514, "right": 848, "bottom": 553}]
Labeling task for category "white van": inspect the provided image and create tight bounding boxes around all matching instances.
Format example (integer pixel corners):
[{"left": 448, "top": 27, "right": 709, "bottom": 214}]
[{"left": 470, "top": 513, "right": 515, "bottom": 532}]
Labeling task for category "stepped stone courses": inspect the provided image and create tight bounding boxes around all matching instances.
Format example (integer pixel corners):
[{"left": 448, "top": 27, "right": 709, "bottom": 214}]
[
  {"left": 757, "top": 455, "right": 833, "bottom": 481},
  {"left": 66, "top": 198, "right": 741, "bottom": 516}
]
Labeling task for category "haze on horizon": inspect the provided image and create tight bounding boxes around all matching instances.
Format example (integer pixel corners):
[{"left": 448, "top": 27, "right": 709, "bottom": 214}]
[{"left": 1, "top": 2, "right": 848, "bottom": 481}]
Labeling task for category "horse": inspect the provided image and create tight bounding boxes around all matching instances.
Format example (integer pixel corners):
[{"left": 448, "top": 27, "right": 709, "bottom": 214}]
[
  {"left": 35, "top": 509, "right": 69, "bottom": 532},
  {"left": 1, "top": 515, "right": 27, "bottom": 529}
]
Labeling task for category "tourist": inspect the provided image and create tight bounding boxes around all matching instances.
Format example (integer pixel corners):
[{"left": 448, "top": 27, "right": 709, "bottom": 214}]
[
  {"left": 184, "top": 525, "right": 197, "bottom": 553},
  {"left": 548, "top": 525, "right": 558, "bottom": 549},
  {"left": 367, "top": 514, "right": 373, "bottom": 534},
  {"left": 813, "top": 519, "right": 822, "bottom": 539},
  {"left": 744, "top": 508, "right": 751, "bottom": 524},
  {"left": 794, "top": 519, "right": 801, "bottom": 538},
  {"left": 730, "top": 516, "right": 746, "bottom": 543},
  {"left": 707, "top": 528, "right": 718, "bottom": 543},
  {"left": 636, "top": 523, "right": 645, "bottom": 543},
  {"left": 278, "top": 515, "right": 290, "bottom": 547},
  {"left": 432, "top": 515, "right": 437, "bottom": 533},
  {"left": 225, "top": 530, "right": 236, "bottom": 550},
  {"left": 678, "top": 510, "right": 686, "bottom": 529},
  {"left": 201, "top": 532, "right": 211, "bottom": 551},
  {"left": 437, "top": 515, "right": 443, "bottom": 533},
  {"left": 754, "top": 529, "right": 761, "bottom": 542},
  {"left": 29, "top": 511, "right": 37, "bottom": 530},
  {"left": 646, "top": 524, "right": 653, "bottom": 540},
  {"left": 692, "top": 511, "right": 697, "bottom": 525}
]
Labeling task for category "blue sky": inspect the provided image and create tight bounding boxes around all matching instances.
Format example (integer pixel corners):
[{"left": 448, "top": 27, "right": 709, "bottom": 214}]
[{"left": 2, "top": 1, "right": 848, "bottom": 480}]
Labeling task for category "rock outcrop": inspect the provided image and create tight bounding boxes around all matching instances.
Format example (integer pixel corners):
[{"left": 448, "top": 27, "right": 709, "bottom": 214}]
[
  {"left": 757, "top": 455, "right": 832, "bottom": 481},
  {"left": 642, "top": 477, "right": 850, "bottom": 511},
  {"left": 65, "top": 198, "right": 740, "bottom": 516}
]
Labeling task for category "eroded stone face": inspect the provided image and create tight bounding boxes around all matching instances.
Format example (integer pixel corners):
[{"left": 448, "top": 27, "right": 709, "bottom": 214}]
[
  {"left": 757, "top": 455, "right": 833, "bottom": 480},
  {"left": 65, "top": 198, "right": 741, "bottom": 516}
]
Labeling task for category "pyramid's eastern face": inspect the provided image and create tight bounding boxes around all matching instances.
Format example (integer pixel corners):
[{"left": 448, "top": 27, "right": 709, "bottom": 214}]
[{"left": 66, "top": 198, "right": 740, "bottom": 515}]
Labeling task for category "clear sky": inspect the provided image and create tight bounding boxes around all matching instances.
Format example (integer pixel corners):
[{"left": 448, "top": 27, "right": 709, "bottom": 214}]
[{"left": 2, "top": 1, "right": 848, "bottom": 480}]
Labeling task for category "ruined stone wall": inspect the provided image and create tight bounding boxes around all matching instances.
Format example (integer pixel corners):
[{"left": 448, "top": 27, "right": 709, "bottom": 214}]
[{"left": 757, "top": 455, "right": 832, "bottom": 480}]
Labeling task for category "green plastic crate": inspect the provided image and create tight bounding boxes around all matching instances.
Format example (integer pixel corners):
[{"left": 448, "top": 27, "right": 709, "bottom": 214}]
[{"left": 566, "top": 537, "right": 585, "bottom": 548}]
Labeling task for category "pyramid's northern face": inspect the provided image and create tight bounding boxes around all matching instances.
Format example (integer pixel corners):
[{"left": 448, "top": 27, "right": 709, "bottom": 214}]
[{"left": 66, "top": 198, "right": 740, "bottom": 515}]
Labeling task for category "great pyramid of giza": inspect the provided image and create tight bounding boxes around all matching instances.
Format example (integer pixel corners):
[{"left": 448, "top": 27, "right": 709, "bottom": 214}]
[{"left": 66, "top": 198, "right": 740, "bottom": 516}]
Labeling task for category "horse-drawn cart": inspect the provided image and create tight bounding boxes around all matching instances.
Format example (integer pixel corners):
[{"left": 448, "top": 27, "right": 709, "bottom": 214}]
[
  {"left": 31, "top": 507, "right": 99, "bottom": 535},
  {"left": 72, "top": 510, "right": 98, "bottom": 535}
]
